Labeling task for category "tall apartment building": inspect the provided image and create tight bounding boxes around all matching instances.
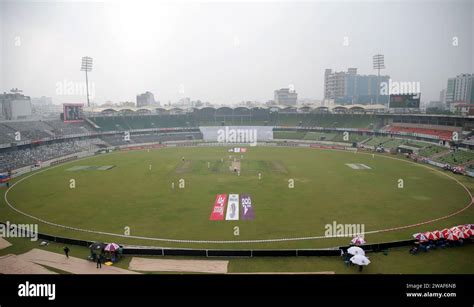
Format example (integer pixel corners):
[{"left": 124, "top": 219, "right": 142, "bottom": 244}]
[
  {"left": 136, "top": 91, "right": 157, "bottom": 107},
  {"left": 445, "top": 74, "right": 474, "bottom": 110},
  {"left": 324, "top": 68, "right": 390, "bottom": 105},
  {"left": 453, "top": 74, "right": 473, "bottom": 103},
  {"left": 274, "top": 88, "right": 298, "bottom": 106}
]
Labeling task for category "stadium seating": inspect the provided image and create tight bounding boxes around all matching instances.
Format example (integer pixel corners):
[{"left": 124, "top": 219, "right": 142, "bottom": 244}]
[
  {"left": 1, "top": 112, "right": 472, "bottom": 172},
  {"left": 0, "top": 138, "right": 106, "bottom": 171},
  {"left": 2, "top": 121, "right": 54, "bottom": 140},
  {"left": 0, "top": 120, "right": 94, "bottom": 145},
  {"left": 273, "top": 130, "right": 369, "bottom": 143},
  {"left": 100, "top": 132, "right": 203, "bottom": 146},
  {"left": 418, "top": 145, "right": 449, "bottom": 158},
  {"left": 89, "top": 115, "right": 196, "bottom": 131},
  {"left": 436, "top": 150, "right": 474, "bottom": 165},
  {"left": 46, "top": 120, "right": 93, "bottom": 136},
  {"left": 384, "top": 126, "right": 454, "bottom": 141},
  {"left": 0, "top": 124, "right": 16, "bottom": 144}
]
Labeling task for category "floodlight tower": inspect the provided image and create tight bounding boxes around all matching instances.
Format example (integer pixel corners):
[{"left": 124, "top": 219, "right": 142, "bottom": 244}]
[
  {"left": 81, "top": 56, "right": 93, "bottom": 107},
  {"left": 372, "top": 54, "right": 385, "bottom": 104}
]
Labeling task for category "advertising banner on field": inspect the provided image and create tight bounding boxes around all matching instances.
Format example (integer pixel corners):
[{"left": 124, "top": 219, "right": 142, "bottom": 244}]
[
  {"left": 228, "top": 147, "right": 248, "bottom": 153},
  {"left": 225, "top": 194, "right": 240, "bottom": 220},
  {"left": 210, "top": 194, "right": 227, "bottom": 220},
  {"left": 240, "top": 194, "right": 255, "bottom": 220}
]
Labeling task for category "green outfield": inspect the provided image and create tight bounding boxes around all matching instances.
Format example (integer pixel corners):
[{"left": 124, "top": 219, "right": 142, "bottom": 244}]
[{"left": 1, "top": 146, "right": 473, "bottom": 249}]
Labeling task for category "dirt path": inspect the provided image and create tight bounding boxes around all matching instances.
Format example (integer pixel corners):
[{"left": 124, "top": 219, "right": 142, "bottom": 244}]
[
  {"left": 129, "top": 257, "right": 228, "bottom": 273},
  {"left": 175, "top": 160, "right": 192, "bottom": 174},
  {"left": 271, "top": 160, "right": 288, "bottom": 173},
  {"left": 230, "top": 161, "right": 241, "bottom": 172},
  {"left": 18, "top": 249, "right": 140, "bottom": 274},
  {"left": 0, "top": 254, "right": 57, "bottom": 274},
  {"left": 0, "top": 238, "right": 12, "bottom": 250}
]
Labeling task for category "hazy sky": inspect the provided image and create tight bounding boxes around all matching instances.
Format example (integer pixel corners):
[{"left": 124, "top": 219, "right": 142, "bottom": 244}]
[{"left": 1, "top": 0, "right": 473, "bottom": 105}]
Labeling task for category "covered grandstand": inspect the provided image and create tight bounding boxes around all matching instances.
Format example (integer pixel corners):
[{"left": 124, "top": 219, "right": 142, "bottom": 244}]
[{"left": 1, "top": 110, "right": 474, "bottom": 171}]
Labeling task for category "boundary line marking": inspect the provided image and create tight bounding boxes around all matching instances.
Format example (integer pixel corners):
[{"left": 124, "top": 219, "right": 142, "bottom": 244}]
[{"left": 3, "top": 146, "right": 473, "bottom": 244}]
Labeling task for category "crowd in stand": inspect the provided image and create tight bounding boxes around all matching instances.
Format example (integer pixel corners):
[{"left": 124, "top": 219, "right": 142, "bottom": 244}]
[{"left": 0, "top": 138, "right": 105, "bottom": 171}]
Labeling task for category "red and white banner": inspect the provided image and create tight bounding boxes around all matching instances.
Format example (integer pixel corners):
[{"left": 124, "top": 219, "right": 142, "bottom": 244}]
[
  {"left": 225, "top": 194, "right": 239, "bottom": 220},
  {"left": 228, "top": 147, "right": 247, "bottom": 153},
  {"left": 209, "top": 194, "right": 227, "bottom": 220}
]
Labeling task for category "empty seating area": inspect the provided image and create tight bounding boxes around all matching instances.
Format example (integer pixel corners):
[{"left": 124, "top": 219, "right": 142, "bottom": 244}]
[
  {"left": 437, "top": 150, "right": 474, "bottom": 165},
  {"left": 0, "top": 120, "right": 94, "bottom": 145},
  {"left": 273, "top": 131, "right": 307, "bottom": 140},
  {"left": 306, "top": 114, "right": 379, "bottom": 129},
  {"left": 303, "top": 131, "right": 338, "bottom": 141},
  {"left": 2, "top": 121, "right": 53, "bottom": 140},
  {"left": 363, "top": 136, "right": 429, "bottom": 150},
  {"left": 89, "top": 115, "right": 196, "bottom": 131},
  {"left": 45, "top": 120, "right": 93, "bottom": 136},
  {"left": 273, "top": 130, "right": 368, "bottom": 143},
  {"left": 100, "top": 131, "right": 203, "bottom": 147},
  {"left": 385, "top": 126, "right": 454, "bottom": 141},
  {"left": 363, "top": 136, "right": 406, "bottom": 149}
]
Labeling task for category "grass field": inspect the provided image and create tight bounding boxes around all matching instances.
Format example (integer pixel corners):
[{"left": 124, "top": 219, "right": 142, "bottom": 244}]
[{"left": 1, "top": 146, "right": 473, "bottom": 250}]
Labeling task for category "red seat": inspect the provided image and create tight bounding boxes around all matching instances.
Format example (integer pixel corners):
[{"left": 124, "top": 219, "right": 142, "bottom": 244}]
[{"left": 386, "top": 126, "right": 454, "bottom": 141}]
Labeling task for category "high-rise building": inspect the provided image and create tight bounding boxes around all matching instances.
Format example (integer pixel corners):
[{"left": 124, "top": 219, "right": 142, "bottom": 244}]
[
  {"left": 324, "top": 68, "right": 389, "bottom": 104},
  {"left": 445, "top": 74, "right": 474, "bottom": 110},
  {"left": 136, "top": 91, "right": 157, "bottom": 107},
  {"left": 445, "top": 78, "right": 456, "bottom": 106},
  {"left": 0, "top": 90, "right": 32, "bottom": 120},
  {"left": 453, "top": 74, "right": 473, "bottom": 103},
  {"left": 439, "top": 89, "right": 446, "bottom": 105},
  {"left": 274, "top": 88, "right": 298, "bottom": 105}
]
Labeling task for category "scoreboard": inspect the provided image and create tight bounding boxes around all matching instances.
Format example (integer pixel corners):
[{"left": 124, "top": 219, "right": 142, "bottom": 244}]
[
  {"left": 63, "top": 104, "right": 84, "bottom": 123},
  {"left": 389, "top": 94, "right": 421, "bottom": 109}
]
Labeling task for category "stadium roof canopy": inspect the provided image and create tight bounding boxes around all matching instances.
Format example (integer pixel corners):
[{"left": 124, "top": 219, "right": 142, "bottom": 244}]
[{"left": 87, "top": 104, "right": 388, "bottom": 115}]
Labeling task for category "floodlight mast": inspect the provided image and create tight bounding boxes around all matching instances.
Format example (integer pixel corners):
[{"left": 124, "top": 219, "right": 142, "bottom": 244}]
[
  {"left": 372, "top": 54, "right": 385, "bottom": 104},
  {"left": 80, "top": 56, "right": 93, "bottom": 107}
]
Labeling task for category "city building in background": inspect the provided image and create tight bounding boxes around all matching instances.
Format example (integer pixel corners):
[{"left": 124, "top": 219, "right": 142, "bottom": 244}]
[
  {"left": 274, "top": 88, "right": 298, "bottom": 106},
  {"left": 177, "top": 97, "right": 191, "bottom": 108},
  {"left": 445, "top": 78, "right": 456, "bottom": 107},
  {"left": 451, "top": 103, "right": 474, "bottom": 116},
  {"left": 0, "top": 89, "right": 32, "bottom": 120},
  {"left": 453, "top": 74, "right": 474, "bottom": 103},
  {"left": 31, "top": 96, "right": 62, "bottom": 119},
  {"left": 445, "top": 74, "right": 474, "bottom": 111},
  {"left": 324, "top": 68, "right": 390, "bottom": 105},
  {"left": 427, "top": 100, "right": 444, "bottom": 111},
  {"left": 439, "top": 89, "right": 446, "bottom": 106},
  {"left": 31, "top": 96, "right": 53, "bottom": 106},
  {"left": 136, "top": 91, "right": 157, "bottom": 107}
]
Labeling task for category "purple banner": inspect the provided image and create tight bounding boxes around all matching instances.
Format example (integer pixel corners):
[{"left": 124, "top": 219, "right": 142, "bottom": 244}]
[{"left": 240, "top": 194, "right": 254, "bottom": 220}]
